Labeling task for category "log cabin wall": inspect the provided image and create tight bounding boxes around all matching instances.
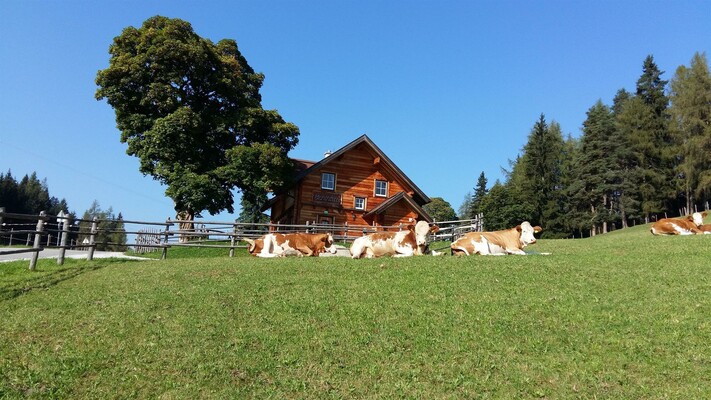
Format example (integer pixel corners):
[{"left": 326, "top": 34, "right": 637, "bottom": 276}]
[{"left": 294, "top": 143, "right": 417, "bottom": 228}]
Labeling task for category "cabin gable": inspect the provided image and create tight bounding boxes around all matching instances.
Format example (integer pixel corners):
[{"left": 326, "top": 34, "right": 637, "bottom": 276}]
[{"left": 266, "top": 135, "right": 431, "bottom": 233}]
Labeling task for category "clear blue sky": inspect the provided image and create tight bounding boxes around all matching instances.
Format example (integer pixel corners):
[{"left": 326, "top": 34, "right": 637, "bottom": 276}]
[{"left": 1, "top": 0, "right": 709, "bottom": 222}]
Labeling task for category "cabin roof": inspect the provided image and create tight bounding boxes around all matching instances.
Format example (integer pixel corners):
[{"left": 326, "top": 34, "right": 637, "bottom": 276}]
[{"left": 364, "top": 191, "right": 433, "bottom": 223}]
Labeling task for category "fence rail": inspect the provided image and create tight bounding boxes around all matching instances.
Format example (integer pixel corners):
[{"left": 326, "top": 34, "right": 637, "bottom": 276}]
[{"left": 1, "top": 207, "right": 483, "bottom": 268}]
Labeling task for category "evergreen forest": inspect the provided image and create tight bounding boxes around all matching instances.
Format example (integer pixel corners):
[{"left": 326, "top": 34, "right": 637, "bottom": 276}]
[
  {"left": 0, "top": 171, "right": 126, "bottom": 250},
  {"left": 464, "top": 53, "right": 711, "bottom": 238}
]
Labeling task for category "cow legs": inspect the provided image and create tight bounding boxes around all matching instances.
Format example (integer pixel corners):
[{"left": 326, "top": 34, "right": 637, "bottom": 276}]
[
  {"left": 392, "top": 244, "right": 415, "bottom": 257},
  {"left": 505, "top": 249, "right": 526, "bottom": 255},
  {"left": 296, "top": 246, "right": 313, "bottom": 256}
]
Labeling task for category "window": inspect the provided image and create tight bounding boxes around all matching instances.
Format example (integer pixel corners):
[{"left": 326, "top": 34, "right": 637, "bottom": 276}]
[
  {"left": 321, "top": 172, "right": 336, "bottom": 191},
  {"left": 375, "top": 179, "right": 388, "bottom": 197},
  {"left": 354, "top": 197, "right": 366, "bottom": 210}
]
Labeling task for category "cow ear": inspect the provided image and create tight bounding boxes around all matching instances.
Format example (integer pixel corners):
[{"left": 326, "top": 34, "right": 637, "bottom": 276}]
[
  {"left": 534, "top": 226, "right": 543, "bottom": 233},
  {"left": 685, "top": 216, "right": 694, "bottom": 222},
  {"left": 516, "top": 225, "right": 522, "bottom": 232},
  {"left": 430, "top": 225, "right": 440, "bottom": 233},
  {"left": 703, "top": 212, "right": 708, "bottom": 219}
]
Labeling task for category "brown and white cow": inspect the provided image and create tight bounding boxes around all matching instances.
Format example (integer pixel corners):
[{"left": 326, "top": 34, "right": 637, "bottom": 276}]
[
  {"left": 451, "top": 221, "right": 542, "bottom": 256},
  {"left": 350, "top": 220, "right": 439, "bottom": 258},
  {"left": 245, "top": 232, "right": 337, "bottom": 257},
  {"left": 650, "top": 212, "right": 706, "bottom": 235}
]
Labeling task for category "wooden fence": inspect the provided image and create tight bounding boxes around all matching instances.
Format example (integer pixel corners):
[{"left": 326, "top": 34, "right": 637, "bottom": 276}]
[{"left": 1, "top": 207, "right": 483, "bottom": 269}]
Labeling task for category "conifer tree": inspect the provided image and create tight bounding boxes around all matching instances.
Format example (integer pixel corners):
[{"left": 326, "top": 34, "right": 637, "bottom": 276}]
[
  {"left": 468, "top": 171, "right": 488, "bottom": 219},
  {"left": 617, "top": 56, "right": 673, "bottom": 222},
  {"left": 79, "top": 201, "right": 127, "bottom": 251},
  {"left": 519, "top": 114, "right": 565, "bottom": 232},
  {"left": 458, "top": 192, "right": 473, "bottom": 220},
  {"left": 559, "top": 135, "right": 584, "bottom": 236},
  {"left": 570, "top": 100, "right": 617, "bottom": 235},
  {"left": 669, "top": 52, "right": 711, "bottom": 213},
  {"left": 611, "top": 89, "right": 640, "bottom": 228}
]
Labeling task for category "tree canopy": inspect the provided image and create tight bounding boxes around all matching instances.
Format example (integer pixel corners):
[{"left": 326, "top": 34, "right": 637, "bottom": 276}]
[
  {"left": 96, "top": 16, "right": 299, "bottom": 218},
  {"left": 423, "top": 197, "right": 457, "bottom": 222}
]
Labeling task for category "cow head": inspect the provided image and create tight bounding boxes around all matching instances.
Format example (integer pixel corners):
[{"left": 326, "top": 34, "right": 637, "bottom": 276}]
[
  {"left": 516, "top": 221, "right": 542, "bottom": 247},
  {"left": 323, "top": 233, "right": 337, "bottom": 254},
  {"left": 244, "top": 238, "right": 262, "bottom": 256},
  {"left": 414, "top": 220, "right": 439, "bottom": 250},
  {"left": 692, "top": 212, "right": 707, "bottom": 227}
]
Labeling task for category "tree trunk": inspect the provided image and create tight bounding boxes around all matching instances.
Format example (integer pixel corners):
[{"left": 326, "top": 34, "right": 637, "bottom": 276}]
[
  {"left": 176, "top": 209, "right": 195, "bottom": 243},
  {"left": 602, "top": 194, "right": 608, "bottom": 234}
]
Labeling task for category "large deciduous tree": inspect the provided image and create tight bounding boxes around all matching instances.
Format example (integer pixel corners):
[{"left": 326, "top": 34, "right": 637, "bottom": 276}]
[
  {"left": 423, "top": 197, "right": 457, "bottom": 222},
  {"left": 95, "top": 16, "right": 299, "bottom": 220}
]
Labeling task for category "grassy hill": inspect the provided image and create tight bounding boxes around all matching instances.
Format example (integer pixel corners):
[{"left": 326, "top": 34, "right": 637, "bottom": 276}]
[{"left": 1, "top": 225, "right": 711, "bottom": 398}]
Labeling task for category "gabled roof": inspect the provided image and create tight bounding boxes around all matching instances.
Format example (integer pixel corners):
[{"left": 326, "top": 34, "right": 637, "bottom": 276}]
[
  {"left": 293, "top": 134, "right": 431, "bottom": 205},
  {"left": 364, "top": 191, "right": 433, "bottom": 223}
]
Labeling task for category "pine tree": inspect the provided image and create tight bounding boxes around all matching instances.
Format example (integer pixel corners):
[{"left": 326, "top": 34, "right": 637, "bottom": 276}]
[
  {"left": 518, "top": 114, "right": 565, "bottom": 232},
  {"left": 630, "top": 55, "right": 674, "bottom": 221},
  {"left": 669, "top": 52, "right": 711, "bottom": 213},
  {"left": 614, "top": 56, "right": 674, "bottom": 223},
  {"left": 458, "top": 192, "right": 473, "bottom": 220},
  {"left": 559, "top": 135, "right": 585, "bottom": 236},
  {"left": 79, "top": 201, "right": 127, "bottom": 251},
  {"left": 571, "top": 100, "right": 618, "bottom": 235},
  {"left": 17, "top": 173, "right": 51, "bottom": 215},
  {"left": 468, "top": 172, "right": 488, "bottom": 219},
  {"left": 0, "top": 170, "right": 20, "bottom": 213},
  {"left": 610, "top": 89, "right": 640, "bottom": 228}
]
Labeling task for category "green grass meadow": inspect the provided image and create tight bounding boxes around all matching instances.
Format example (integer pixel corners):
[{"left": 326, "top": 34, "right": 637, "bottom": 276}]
[{"left": 2, "top": 225, "right": 711, "bottom": 398}]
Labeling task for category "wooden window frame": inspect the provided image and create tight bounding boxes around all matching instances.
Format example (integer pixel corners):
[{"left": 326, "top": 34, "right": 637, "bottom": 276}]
[
  {"left": 321, "top": 172, "right": 336, "bottom": 191},
  {"left": 354, "top": 196, "right": 366, "bottom": 210},
  {"left": 374, "top": 179, "right": 388, "bottom": 197}
]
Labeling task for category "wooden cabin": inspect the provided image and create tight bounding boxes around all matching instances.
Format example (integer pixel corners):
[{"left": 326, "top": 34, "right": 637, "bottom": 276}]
[{"left": 264, "top": 135, "right": 432, "bottom": 235}]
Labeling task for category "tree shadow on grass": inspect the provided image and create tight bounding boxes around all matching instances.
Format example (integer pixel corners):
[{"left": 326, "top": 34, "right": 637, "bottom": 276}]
[{"left": 0, "top": 259, "right": 136, "bottom": 301}]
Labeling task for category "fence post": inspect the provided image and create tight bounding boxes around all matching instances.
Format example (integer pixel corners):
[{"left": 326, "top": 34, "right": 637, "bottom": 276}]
[
  {"left": 162, "top": 219, "right": 171, "bottom": 260},
  {"left": 229, "top": 219, "right": 238, "bottom": 258},
  {"left": 87, "top": 217, "right": 98, "bottom": 261},
  {"left": 57, "top": 214, "right": 71, "bottom": 265},
  {"left": 0, "top": 207, "right": 4, "bottom": 244},
  {"left": 29, "top": 211, "right": 46, "bottom": 271}
]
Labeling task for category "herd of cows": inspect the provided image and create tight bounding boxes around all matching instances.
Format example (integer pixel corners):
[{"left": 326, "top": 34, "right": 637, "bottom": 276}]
[
  {"left": 243, "top": 220, "right": 545, "bottom": 258},
  {"left": 242, "top": 212, "right": 710, "bottom": 258}
]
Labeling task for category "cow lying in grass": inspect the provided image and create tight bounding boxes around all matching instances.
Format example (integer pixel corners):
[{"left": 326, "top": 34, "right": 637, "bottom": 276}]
[
  {"left": 450, "top": 221, "right": 543, "bottom": 256},
  {"left": 350, "top": 220, "right": 439, "bottom": 258},
  {"left": 650, "top": 212, "right": 706, "bottom": 235},
  {"left": 244, "top": 232, "right": 337, "bottom": 257}
]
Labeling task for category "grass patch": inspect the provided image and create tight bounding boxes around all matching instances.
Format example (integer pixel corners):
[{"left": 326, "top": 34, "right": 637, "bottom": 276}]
[{"left": 1, "top": 225, "right": 711, "bottom": 398}]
